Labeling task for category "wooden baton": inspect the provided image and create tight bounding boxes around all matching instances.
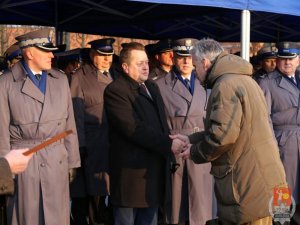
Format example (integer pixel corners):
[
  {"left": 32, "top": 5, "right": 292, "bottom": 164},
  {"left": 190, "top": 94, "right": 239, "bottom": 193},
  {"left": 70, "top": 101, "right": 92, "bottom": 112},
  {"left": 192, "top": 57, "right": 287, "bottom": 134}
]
[{"left": 22, "top": 130, "right": 73, "bottom": 156}]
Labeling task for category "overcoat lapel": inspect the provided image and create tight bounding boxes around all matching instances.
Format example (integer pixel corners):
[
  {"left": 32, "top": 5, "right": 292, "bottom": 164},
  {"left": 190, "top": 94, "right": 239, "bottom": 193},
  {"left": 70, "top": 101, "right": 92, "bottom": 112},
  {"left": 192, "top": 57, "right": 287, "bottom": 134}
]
[
  {"left": 22, "top": 78, "right": 45, "bottom": 103},
  {"left": 279, "top": 76, "right": 299, "bottom": 94},
  {"left": 11, "top": 62, "right": 45, "bottom": 103},
  {"left": 166, "top": 72, "right": 192, "bottom": 103},
  {"left": 186, "top": 79, "right": 205, "bottom": 117}
]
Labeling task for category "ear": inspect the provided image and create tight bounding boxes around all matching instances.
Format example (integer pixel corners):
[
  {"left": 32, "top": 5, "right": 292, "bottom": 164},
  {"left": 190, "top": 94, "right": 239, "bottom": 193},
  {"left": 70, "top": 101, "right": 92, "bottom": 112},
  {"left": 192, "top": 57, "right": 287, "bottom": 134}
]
[
  {"left": 23, "top": 48, "right": 34, "bottom": 60},
  {"left": 203, "top": 58, "right": 212, "bottom": 71},
  {"left": 122, "top": 62, "right": 129, "bottom": 74}
]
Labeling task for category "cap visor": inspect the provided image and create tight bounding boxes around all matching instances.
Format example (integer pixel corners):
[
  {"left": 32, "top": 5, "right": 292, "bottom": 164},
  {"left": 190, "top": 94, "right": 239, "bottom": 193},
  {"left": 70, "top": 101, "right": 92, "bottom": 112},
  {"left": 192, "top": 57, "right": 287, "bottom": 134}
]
[
  {"left": 96, "top": 50, "right": 114, "bottom": 55},
  {"left": 277, "top": 54, "right": 298, "bottom": 59},
  {"left": 175, "top": 52, "right": 191, "bottom": 57},
  {"left": 36, "top": 45, "right": 58, "bottom": 52}
]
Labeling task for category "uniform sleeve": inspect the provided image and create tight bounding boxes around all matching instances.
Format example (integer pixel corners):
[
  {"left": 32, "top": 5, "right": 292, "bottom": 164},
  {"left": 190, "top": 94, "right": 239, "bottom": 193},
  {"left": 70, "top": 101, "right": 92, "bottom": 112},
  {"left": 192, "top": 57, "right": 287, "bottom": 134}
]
[
  {"left": 0, "top": 77, "right": 11, "bottom": 157},
  {"left": 258, "top": 79, "right": 272, "bottom": 116},
  {"left": 0, "top": 158, "right": 14, "bottom": 195},
  {"left": 70, "top": 73, "right": 86, "bottom": 148},
  {"left": 104, "top": 84, "right": 172, "bottom": 156},
  {"left": 190, "top": 82, "right": 242, "bottom": 163},
  {"left": 64, "top": 77, "right": 81, "bottom": 169}
]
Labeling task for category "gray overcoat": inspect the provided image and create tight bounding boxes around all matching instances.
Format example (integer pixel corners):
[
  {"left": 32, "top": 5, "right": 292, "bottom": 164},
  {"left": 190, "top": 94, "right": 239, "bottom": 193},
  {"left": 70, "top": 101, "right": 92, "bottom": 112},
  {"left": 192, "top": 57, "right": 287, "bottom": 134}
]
[
  {"left": 155, "top": 71, "right": 214, "bottom": 225},
  {"left": 259, "top": 69, "right": 300, "bottom": 203},
  {"left": 70, "top": 63, "right": 112, "bottom": 196},
  {"left": 0, "top": 61, "right": 80, "bottom": 225}
]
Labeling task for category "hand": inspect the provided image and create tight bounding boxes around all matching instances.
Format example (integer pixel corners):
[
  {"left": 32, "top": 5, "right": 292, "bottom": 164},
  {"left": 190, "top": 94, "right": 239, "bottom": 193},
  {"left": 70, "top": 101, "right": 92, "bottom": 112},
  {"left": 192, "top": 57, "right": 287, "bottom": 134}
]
[
  {"left": 170, "top": 134, "right": 190, "bottom": 145},
  {"left": 69, "top": 168, "right": 77, "bottom": 183},
  {"left": 94, "top": 172, "right": 110, "bottom": 195},
  {"left": 179, "top": 144, "right": 192, "bottom": 160},
  {"left": 4, "top": 148, "right": 32, "bottom": 174},
  {"left": 171, "top": 138, "right": 186, "bottom": 154}
]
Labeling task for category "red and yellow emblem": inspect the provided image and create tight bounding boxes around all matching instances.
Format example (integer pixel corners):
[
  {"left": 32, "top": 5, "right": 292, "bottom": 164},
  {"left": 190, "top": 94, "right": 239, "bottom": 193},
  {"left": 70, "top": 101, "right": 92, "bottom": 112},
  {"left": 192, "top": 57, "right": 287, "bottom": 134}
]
[{"left": 273, "top": 186, "right": 292, "bottom": 207}]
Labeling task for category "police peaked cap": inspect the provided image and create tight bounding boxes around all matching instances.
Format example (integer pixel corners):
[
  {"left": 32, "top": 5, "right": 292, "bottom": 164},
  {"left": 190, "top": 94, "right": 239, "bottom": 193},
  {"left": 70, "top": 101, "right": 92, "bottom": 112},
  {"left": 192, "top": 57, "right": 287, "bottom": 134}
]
[
  {"left": 276, "top": 42, "right": 300, "bottom": 59},
  {"left": 15, "top": 28, "right": 58, "bottom": 52},
  {"left": 154, "top": 39, "right": 173, "bottom": 54},
  {"left": 4, "top": 43, "right": 22, "bottom": 61},
  {"left": 172, "top": 38, "right": 198, "bottom": 56},
  {"left": 88, "top": 38, "right": 115, "bottom": 55},
  {"left": 257, "top": 45, "right": 277, "bottom": 60}
]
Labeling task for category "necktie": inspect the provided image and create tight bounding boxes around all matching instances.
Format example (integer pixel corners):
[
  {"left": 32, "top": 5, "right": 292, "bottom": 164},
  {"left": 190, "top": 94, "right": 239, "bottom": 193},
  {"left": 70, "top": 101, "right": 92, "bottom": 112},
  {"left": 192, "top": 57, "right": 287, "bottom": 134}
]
[
  {"left": 184, "top": 78, "right": 191, "bottom": 91},
  {"left": 35, "top": 74, "right": 41, "bottom": 81},
  {"left": 140, "top": 83, "right": 152, "bottom": 99},
  {"left": 103, "top": 71, "right": 109, "bottom": 77},
  {"left": 288, "top": 76, "right": 297, "bottom": 85}
]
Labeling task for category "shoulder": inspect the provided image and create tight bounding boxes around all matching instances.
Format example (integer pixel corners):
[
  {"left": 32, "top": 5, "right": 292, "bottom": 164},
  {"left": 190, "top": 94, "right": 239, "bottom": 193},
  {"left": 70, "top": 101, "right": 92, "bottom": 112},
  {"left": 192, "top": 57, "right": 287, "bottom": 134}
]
[
  {"left": 259, "top": 70, "right": 280, "bottom": 86},
  {"left": 105, "top": 75, "right": 129, "bottom": 94},
  {"left": 154, "top": 72, "right": 172, "bottom": 86}
]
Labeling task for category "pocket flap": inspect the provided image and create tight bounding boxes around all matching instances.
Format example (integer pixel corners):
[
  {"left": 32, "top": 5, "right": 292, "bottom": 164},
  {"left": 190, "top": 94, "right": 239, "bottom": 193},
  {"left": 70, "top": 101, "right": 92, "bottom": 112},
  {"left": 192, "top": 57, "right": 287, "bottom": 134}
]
[{"left": 210, "top": 165, "right": 233, "bottom": 178}]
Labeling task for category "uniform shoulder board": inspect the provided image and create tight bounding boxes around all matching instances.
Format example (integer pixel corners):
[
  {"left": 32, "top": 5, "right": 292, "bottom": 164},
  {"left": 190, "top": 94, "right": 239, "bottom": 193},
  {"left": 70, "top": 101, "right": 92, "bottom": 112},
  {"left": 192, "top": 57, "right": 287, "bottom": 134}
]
[{"left": 52, "top": 67, "right": 66, "bottom": 74}]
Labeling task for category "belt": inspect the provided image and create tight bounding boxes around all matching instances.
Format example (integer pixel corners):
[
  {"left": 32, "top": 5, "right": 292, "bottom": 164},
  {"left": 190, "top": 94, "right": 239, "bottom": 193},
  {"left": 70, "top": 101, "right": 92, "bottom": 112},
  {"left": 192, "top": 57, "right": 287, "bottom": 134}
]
[{"left": 10, "top": 138, "right": 64, "bottom": 149}]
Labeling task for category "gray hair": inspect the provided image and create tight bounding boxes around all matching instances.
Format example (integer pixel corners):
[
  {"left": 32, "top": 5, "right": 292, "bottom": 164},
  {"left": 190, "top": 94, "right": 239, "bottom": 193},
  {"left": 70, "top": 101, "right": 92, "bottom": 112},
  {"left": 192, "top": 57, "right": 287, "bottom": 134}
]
[{"left": 192, "top": 38, "right": 224, "bottom": 63}]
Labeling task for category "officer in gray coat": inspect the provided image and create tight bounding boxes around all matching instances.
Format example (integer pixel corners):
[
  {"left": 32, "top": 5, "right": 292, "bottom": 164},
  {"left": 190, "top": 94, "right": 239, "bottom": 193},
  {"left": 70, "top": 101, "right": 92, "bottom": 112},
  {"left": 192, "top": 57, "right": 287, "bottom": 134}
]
[
  {"left": 155, "top": 38, "right": 215, "bottom": 225},
  {"left": 259, "top": 42, "right": 300, "bottom": 223},
  {"left": 70, "top": 38, "right": 115, "bottom": 225},
  {"left": 0, "top": 28, "right": 80, "bottom": 225},
  {"left": 252, "top": 45, "right": 277, "bottom": 83}
]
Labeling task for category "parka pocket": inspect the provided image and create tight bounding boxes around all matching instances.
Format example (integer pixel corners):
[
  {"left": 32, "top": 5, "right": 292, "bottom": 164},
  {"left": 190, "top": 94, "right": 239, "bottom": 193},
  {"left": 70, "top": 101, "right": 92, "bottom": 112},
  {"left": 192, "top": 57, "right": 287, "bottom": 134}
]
[{"left": 210, "top": 165, "right": 239, "bottom": 205}]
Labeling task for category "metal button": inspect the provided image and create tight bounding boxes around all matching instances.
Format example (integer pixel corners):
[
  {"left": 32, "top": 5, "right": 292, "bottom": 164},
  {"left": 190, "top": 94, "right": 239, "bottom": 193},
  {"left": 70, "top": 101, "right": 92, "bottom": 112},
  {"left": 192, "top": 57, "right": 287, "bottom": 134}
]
[{"left": 40, "top": 163, "right": 46, "bottom": 167}]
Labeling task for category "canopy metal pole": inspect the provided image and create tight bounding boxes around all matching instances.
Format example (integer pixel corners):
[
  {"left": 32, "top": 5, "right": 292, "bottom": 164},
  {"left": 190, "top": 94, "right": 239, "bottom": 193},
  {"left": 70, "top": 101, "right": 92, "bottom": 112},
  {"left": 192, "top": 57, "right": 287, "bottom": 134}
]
[
  {"left": 54, "top": 0, "right": 62, "bottom": 45},
  {"left": 241, "top": 10, "right": 250, "bottom": 61}
]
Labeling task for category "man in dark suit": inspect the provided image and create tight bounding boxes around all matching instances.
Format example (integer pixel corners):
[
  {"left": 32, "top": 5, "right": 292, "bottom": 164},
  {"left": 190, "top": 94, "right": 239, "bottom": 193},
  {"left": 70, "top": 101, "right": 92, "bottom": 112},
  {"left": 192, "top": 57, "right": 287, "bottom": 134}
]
[
  {"left": 0, "top": 149, "right": 32, "bottom": 195},
  {"left": 104, "top": 42, "right": 183, "bottom": 225}
]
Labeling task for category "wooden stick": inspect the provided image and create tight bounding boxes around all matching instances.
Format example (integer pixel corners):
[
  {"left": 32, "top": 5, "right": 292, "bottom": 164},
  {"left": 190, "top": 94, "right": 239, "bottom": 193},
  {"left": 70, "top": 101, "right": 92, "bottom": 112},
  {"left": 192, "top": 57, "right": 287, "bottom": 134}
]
[{"left": 22, "top": 130, "right": 73, "bottom": 156}]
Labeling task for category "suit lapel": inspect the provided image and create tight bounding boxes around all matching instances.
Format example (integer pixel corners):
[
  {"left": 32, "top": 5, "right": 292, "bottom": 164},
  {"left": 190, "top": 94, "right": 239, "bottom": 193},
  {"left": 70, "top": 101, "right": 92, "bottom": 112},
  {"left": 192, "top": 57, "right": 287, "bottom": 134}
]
[{"left": 146, "top": 80, "right": 169, "bottom": 133}]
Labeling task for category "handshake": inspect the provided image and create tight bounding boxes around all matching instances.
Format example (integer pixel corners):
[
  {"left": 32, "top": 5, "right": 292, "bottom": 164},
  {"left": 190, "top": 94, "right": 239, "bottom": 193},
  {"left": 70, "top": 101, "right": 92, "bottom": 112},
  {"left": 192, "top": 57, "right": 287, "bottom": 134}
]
[{"left": 170, "top": 134, "right": 192, "bottom": 160}]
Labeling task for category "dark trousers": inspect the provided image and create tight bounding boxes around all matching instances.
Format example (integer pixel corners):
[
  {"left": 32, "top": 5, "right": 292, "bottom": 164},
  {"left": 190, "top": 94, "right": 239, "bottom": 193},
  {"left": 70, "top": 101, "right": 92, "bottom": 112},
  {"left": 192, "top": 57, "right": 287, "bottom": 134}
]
[
  {"left": 71, "top": 197, "right": 89, "bottom": 225},
  {"left": 71, "top": 196, "right": 113, "bottom": 225},
  {"left": 113, "top": 206, "right": 158, "bottom": 225},
  {"left": 0, "top": 196, "right": 6, "bottom": 225}
]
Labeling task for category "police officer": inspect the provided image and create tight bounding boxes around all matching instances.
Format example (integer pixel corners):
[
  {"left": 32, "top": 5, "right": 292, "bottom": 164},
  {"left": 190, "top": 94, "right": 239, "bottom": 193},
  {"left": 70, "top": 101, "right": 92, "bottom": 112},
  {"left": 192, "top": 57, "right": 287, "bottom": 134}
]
[
  {"left": 252, "top": 44, "right": 277, "bottom": 83},
  {"left": 155, "top": 38, "right": 215, "bottom": 225},
  {"left": 149, "top": 39, "right": 173, "bottom": 80},
  {"left": 0, "top": 28, "right": 80, "bottom": 225},
  {"left": 70, "top": 38, "right": 115, "bottom": 225},
  {"left": 2, "top": 42, "right": 23, "bottom": 71},
  {"left": 259, "top": 42, "right": 300, "bottom": 224}
]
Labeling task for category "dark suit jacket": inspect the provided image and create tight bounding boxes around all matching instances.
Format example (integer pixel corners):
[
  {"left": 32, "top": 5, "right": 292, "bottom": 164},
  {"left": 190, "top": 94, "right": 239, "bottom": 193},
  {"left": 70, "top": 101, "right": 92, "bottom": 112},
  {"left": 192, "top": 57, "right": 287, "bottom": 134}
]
[
  {"left": 104, "top": 74, "right": 172, "bottom": 208},
  {"left": 0, "top": 158, "right": 14, "bottom": 195}
]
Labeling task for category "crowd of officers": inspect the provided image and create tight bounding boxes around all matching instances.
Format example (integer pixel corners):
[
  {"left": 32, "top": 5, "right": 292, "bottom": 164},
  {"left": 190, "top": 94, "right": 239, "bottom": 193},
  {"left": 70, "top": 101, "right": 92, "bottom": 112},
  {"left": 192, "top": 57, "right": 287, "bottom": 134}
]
[{"left": 0, "top": 28, "right": 299, "bottom": 225}]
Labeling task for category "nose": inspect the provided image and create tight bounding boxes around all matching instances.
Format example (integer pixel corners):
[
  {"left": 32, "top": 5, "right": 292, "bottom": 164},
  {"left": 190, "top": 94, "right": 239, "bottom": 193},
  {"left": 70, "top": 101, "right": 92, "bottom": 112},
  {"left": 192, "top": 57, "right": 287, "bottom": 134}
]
[{"left": 49, "top": 52, "right": 54, "bottom": 58}]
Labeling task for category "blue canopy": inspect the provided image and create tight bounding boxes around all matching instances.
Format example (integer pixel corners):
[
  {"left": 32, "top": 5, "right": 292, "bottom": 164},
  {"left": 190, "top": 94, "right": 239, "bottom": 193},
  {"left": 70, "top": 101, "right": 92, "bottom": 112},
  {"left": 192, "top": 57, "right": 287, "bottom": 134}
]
[
  {"left": 0, "top": 0, "right": 299, "bottom": 42},
  {"left": 132, "top": 0, "right": 300, "bottom": 17}
]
